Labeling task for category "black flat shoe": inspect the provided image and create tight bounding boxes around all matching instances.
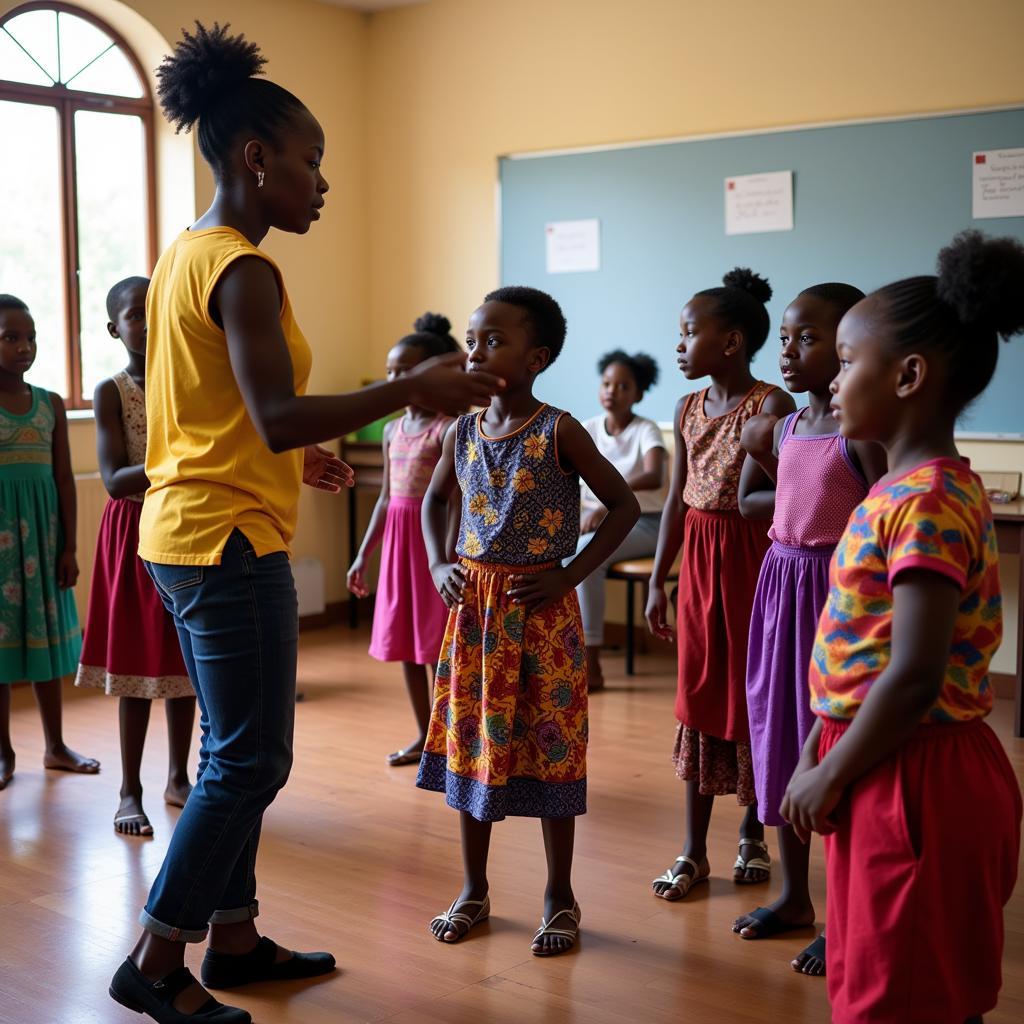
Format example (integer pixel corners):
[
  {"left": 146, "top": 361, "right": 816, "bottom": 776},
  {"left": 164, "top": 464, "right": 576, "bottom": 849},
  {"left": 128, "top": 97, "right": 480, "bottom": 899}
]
[
  {"left": 109, "top": 958, "right": 251, "bottom": 1023},
  {"left": 201, "top": 936, "right": 336, "bottom": 989}
]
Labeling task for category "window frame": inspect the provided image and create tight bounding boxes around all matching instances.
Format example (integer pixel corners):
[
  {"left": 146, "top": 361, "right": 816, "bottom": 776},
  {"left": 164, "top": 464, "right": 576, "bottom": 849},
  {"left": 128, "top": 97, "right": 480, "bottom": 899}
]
[{"left": 0, "top": 0, "right": 157, "bottom": 409}]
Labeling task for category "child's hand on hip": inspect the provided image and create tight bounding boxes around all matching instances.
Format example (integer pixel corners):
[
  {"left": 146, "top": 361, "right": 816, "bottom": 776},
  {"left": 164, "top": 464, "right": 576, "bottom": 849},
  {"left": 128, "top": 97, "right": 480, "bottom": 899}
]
[
  {"left": 432, "top": 562, "right": 468, "bottom": 607},
  {"left": 507, "top": 568, "right": 572, "bottom": 613}
]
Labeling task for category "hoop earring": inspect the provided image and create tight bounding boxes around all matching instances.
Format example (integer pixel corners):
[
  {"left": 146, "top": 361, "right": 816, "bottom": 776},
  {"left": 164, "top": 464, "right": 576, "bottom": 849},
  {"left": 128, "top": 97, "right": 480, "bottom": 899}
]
[{"left": 257, "top": 171, "right": 265, "bottom": 189}]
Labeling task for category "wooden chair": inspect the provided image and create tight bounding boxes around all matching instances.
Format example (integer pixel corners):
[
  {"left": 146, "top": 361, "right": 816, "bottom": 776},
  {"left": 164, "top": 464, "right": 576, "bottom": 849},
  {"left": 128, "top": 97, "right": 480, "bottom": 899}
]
[{"left": 606, "top": 557, "right": 679, "bottom": 676}]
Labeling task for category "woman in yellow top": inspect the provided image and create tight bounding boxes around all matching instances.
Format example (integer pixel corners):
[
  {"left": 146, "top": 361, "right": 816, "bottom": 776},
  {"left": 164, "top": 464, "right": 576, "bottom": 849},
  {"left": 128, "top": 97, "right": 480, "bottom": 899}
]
[{"left": 109, "top": 25, "right": 501, "bottom": 1024}]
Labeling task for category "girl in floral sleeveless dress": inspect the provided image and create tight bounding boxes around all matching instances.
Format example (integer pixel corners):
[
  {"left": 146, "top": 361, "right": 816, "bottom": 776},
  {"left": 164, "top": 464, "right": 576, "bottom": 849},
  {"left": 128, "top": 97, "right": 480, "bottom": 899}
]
[
  {"left": 646, "top": 269, "right": 794, "bottom": 902},
  {"left": 75, "top": 278, "right": 196, "bottom": 837},
  {"left": 417, "top": 287, "right": 639, "bottom": 956},
  {"left": 0, "top": 293, "right": 99, "bottom": 790},
  {"left": 348, "top": 314, "right": 458, "bottom": 766}
]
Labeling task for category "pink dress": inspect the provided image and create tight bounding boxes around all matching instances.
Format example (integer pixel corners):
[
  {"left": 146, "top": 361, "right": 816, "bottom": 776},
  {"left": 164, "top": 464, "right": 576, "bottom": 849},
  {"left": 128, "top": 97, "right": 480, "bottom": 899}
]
[{"left": 368, "top": 414, "right": 452, "bottom": 665}]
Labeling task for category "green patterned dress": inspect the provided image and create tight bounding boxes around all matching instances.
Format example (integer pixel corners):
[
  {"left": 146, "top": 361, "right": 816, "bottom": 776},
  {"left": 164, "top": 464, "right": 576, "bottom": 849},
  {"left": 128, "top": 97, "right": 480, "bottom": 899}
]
[{"left": 0, "top": 386, "right": 82, "bottom": 683}]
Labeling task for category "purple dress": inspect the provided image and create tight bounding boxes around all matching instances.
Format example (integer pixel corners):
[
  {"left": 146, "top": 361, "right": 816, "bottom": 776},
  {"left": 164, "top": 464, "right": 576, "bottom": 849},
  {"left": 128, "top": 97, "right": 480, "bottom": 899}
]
[{"left": 746, "top": 410, "right": 868, "bottom": 826}]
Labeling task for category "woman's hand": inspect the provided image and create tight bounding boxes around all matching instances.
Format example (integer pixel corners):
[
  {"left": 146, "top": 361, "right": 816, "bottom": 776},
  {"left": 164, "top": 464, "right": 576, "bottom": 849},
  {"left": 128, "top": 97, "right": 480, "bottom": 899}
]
[
  {"left": 580, "top": 508, "right": 605, "bottom": 535},
  {"left": 57, "top": 548, "right": 79, "bottom": 590},
  {"left": 645, "top": 584, "right": 673, "bottom": 640},
  {"left": 780, "top": 762, "right": 843, "bottom": 843},
  {"left": 432, "top": 561, "right": 468, "bottom": 608},
  {"left": 507, "top": 568, "right": 573, "bottom": 613},
  {"left": 303, "top": 445, "right": 354, "bottom": 492},
  {"left": 347, "top": 555, "right": 369, "bottom": 597},
  {"left": 406, "top": 353, "right": 504, "bottom": 415},
  {"left": 740, "top": 413, "right": 779, "bottom": 458}
]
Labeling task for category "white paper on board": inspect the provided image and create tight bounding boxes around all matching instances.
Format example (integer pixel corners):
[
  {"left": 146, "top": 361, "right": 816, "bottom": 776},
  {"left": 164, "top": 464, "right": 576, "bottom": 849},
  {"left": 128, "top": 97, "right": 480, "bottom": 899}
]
[
  {"left": 724, "top": 170, "right": 794, "bottom": 235},
  {"left": 972, "top": 148, "right": 1024, "bottom": 219},
  {"left": 545, "top": 219, "right": 601, "bottom": 274}
]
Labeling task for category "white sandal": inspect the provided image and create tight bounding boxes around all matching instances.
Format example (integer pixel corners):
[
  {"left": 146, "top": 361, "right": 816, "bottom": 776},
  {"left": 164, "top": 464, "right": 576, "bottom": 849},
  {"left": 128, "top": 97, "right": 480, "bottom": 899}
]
[
  {"left": 532, "top": 902, "right": 581, "bottom": 956},
  {"left": 734, "top": 838, "right": 771, "bottom": 883},
  {"left": 430, "top": 895, "right": 490, "bottom": 943},
  {"left": 652, "top": 855, "right": 709, "bottom": 900}
]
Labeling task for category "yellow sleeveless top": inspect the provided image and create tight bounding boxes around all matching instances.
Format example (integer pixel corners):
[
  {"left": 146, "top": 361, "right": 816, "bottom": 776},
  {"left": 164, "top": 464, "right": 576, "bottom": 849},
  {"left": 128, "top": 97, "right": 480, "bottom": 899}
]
[{"left": 139, "top": 227, "right": 312, "bottom": 566}]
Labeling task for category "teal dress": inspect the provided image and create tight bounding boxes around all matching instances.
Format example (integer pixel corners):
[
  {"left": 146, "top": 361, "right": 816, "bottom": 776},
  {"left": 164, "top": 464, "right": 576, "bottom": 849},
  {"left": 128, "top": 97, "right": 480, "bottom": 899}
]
[{"left": 0, "top": 387, "right": 81, "bottom": 683}]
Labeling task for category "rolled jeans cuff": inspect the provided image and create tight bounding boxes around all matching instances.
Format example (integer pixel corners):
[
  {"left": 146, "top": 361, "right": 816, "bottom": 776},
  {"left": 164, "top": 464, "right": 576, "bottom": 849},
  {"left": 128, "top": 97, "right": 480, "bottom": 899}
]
[
  {"left": 138, "top": 908, "right": 208, "bottom": 944},
  {"left": 209, "top": 900, "right": 260, "bottom": 925}
]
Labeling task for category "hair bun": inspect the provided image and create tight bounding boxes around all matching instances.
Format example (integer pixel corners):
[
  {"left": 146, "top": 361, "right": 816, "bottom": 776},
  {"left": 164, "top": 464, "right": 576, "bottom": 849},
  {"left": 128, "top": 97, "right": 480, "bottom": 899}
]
[
  {"left": 157, "top": 22, "right": 266, "bottom": 134},
  {"left": 413, "top": 312, "right": 452, "bottom": 337},
  {"left": 936, "top": 230, "right": 1024, "bottom": 340},
  {"left": 723, "top": 267, "right": 772, "bottom": 304}
]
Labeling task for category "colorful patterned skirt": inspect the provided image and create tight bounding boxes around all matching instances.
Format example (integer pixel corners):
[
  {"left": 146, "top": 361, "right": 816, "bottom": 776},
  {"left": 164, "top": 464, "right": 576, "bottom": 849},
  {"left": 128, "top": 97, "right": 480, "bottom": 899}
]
[
  {"left": 75, "top": 497, "right": 192, "bottom": 699},
  {"left": 0, "top": 464, "right": 81, "bottom": 684},
  {"left": 416, "top": 558, "right": 588, "bottom": 822}
]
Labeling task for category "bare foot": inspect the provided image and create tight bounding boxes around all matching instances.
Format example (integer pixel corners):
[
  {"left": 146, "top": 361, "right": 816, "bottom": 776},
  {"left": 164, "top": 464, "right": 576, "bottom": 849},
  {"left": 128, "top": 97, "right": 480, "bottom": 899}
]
[
  {"left": 114, "top": 793, "right": 153, "bottom": 837},
  {"left": 43, "top": 744, "right": 100, "bottom": 774},
  {"left": 0, "top": 749, "right": 14, "bottom": 790},
  {"left": 164, "top": 779, "right": 193, "bottom": 807}
]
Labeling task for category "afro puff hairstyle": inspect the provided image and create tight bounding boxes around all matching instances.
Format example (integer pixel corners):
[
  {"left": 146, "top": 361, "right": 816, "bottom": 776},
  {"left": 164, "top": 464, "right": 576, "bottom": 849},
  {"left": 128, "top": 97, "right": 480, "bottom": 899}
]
[
  {"left": 597, "top": 349, "right": 659, "bottom": 395},
  {"left": 694, "top": 267, "right": 773, "bottom": 359},
  {"left": 395, "top": 312, "right": 461, "bottom": 358}
]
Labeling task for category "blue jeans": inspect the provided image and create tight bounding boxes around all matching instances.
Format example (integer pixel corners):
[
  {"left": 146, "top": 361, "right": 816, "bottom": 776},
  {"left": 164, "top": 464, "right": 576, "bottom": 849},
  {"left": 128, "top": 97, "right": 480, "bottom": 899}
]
[{"left": 140, "top": 530, "right": 297, "bottom": 942}]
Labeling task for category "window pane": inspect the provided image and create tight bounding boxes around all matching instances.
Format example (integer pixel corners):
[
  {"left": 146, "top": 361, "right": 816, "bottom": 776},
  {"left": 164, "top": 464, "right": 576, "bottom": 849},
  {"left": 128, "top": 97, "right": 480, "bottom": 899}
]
[
  {"left": 2, "top": 10, "right": 58, "bottom": 81},
  {"left": 0, "top": 101, "right": 67, "bottom": 395},
  {"left": 56, "top": 11, "right": 111, "bottom": 84},
  {"left": 0, "top": 27, "right": 54, "bottom": 86},
  {"left": 75, "top": 110, "right": 148, "bottom": 402},
  {"left": 66, "top": 45, "right": 143, "bottom": 98}
]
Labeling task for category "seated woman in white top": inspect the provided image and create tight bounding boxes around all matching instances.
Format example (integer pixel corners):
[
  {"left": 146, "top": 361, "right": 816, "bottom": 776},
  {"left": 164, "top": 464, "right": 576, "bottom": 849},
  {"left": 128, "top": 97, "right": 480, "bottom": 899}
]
[{"left": 571, "top": 350, "right": 667, "bottom": 692}]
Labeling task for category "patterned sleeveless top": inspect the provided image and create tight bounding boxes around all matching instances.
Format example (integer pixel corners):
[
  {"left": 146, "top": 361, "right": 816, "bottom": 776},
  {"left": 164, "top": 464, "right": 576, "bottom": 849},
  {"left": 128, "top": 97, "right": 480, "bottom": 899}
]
[
  {"left": 769, "top": 410, "right": 867, "bottom": 549},
  {"left": 0, "top": 386, "right": 54, "bottom": 473},
  {"left": 112, "top": 371, "right": 148, "bottom": 503},
  {"left": 389, "top": 414, "right": 452, "bottom": 500},
  {"left": 681, "top": 380, "right": 778, "bottom": 511},
  {"left": 455, "top": 404, "right": 579, "bottom": 566}
]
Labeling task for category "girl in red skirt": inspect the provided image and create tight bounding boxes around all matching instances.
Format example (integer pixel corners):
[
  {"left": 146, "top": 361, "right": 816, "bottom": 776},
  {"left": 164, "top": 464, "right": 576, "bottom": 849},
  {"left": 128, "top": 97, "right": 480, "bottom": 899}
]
[
  {"left": 647, "top": 269, "right": 794, "bottom": 900},
  {"left": 782, "top": 230, "right": 1024, "bottom": 1024},
  {"left": 76, "top": 278, "right": 196, "bottom": 837}
]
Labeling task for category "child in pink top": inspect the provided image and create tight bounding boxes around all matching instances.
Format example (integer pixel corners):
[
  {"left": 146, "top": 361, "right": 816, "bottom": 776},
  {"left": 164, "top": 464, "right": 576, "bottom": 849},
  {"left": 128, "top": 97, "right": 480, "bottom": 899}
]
[{"left": 348, "top": 314, "right": 456, "bottom": 766}]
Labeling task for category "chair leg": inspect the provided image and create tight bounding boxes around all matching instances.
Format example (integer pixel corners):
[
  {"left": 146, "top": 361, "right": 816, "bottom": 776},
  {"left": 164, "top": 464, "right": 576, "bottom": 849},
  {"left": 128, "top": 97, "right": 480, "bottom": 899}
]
[{"left": 625, "top": 579, "right": 635, "bottom": 676}]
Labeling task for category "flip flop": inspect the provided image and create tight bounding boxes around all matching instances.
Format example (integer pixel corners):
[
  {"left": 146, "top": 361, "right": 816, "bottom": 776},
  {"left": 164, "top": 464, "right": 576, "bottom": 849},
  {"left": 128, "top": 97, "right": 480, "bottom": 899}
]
[
  {"left": 386, "top": 748, "right": 423, "bottom": 767},
  {"left": 793, "top": 932, "right": 827, "bottom": 976},
  {"left": 735, "top": 906, "right": 812, "bottom": 940},
  {"left": 532, "top": 902, "right": 581, "bottom": 956},
  {"left": 652, "top": 855, "right": 709, "bottom": 900},
  {"left": 430, "top": 895, "right": 490, "bottom": 943},
  {"left": 114, "top": 813, "right": 154, "bottom": 837}
]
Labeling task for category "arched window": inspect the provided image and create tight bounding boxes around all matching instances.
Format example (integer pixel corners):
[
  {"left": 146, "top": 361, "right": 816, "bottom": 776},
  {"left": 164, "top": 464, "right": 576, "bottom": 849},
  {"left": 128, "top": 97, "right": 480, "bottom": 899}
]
[{"left": 0, "top": 2, "right": 156, "bottom": 408}]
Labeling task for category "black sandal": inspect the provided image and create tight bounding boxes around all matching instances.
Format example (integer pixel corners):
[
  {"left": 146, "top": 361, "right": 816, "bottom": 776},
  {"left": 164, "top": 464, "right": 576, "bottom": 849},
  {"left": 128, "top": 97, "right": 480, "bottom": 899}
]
[
  {"left": 201, "top": 936, "right": 335, "bottom": 989},
  {"left": 793, "top": 932, "right": 827, "bottom": 976},
  {"left": 109, "top": 958, "right": 251, "bottom": 1022}
]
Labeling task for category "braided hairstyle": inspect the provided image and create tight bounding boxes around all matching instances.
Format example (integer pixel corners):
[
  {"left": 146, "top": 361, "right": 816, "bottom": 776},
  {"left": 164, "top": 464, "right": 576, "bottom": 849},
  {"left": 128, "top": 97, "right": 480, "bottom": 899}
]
[
  {"left": 694, "top": 267, "right": 773, "bottom": 359},
  {"left": 869, "top": 230, "right": 1024, "bottom": 413},
  {"left": 396, "top": 312, "right": 460, "bottom": 358},
  {"left": 597, "top": 349, "right": 659, "bottom": 395},
  {"left": 156, "top": 22, "right": 308, "bottom": 180},
  {"left": 484, "top": 286, "right": 567, "bottom": 370}
]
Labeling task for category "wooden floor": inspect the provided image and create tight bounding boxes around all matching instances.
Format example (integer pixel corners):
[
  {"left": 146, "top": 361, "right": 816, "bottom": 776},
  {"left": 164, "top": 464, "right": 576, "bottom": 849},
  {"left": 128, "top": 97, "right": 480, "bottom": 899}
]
[{"left": 1, "top": 626, "right": 1021, "bottom": 1024}]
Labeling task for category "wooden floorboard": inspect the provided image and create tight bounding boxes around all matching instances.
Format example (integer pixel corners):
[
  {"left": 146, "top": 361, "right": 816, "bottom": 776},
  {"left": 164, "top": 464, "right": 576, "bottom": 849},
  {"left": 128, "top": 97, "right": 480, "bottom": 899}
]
[{"left": 1, "top": 625, "right": 1021, "bottom": 1023}]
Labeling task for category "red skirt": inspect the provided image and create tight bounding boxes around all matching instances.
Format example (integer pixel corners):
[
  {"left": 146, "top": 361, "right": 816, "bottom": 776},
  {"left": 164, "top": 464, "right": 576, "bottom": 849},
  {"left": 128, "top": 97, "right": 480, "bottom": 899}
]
[
  {"left": 674, "top": 508, "right": 770, "bottom": 742},
  {"left": 821, "top": 716, "right": 1022, "bottom": 1023},
  {"left": 75, "top": 498, "right": 192, "bottom": 699}
]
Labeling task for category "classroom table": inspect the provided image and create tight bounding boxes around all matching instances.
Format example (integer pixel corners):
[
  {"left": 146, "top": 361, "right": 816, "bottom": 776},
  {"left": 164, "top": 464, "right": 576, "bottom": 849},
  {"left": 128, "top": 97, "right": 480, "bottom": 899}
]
[{"left": 994, "top": 498, "right": 1024, "bottom": 738}]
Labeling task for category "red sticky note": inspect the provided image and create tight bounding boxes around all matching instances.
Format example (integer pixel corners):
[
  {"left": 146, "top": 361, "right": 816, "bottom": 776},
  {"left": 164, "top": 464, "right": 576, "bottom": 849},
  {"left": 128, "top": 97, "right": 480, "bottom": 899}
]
[
  {"left": 727, "top": 180, "right": 735, "bottom": 190},
  {"left": 975, "top": 154, "right": 987, "bottom": 165}
]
